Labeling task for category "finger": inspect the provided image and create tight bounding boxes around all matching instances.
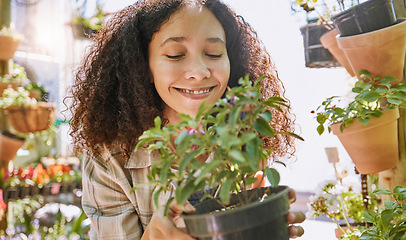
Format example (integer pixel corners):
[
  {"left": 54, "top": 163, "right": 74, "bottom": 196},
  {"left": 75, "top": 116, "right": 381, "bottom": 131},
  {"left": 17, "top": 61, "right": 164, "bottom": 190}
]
[
  {"left": 289, "top": 225, "right": 304, "bottom": 238},
  {"left": 286, "top": 211, "right": 306, "bottom": 224},
  {"left": 289, "top": 188, "right": 297, "bottom": 204},
  {"left": 169, "top": 201, "right": 196, "bottom": 215}
]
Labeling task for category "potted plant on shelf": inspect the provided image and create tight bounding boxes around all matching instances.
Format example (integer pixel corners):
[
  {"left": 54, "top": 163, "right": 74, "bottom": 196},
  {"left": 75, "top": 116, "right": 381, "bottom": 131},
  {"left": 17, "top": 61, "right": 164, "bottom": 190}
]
[
  {"left": 0, "top": 27, "right": 23, "bottom": 61},
  {"left": 135, "top": 76, "right": 303, "bottom": 239},
  {"left": 313, "top": 70, "right": 406, "bottom": 174},
  {"left": 0, "top": 87, "right": 56, "bottom": 134}
]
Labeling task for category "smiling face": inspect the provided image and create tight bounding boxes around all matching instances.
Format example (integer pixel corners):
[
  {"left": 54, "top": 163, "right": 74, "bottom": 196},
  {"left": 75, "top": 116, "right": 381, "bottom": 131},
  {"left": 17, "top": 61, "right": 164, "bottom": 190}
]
[{"left": 149, "top": 5, "right": 230, "bottom": 125}]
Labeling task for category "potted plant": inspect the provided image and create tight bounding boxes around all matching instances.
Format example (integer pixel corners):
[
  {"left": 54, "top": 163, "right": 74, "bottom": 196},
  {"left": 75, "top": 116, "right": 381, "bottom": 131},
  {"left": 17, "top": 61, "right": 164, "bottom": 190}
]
[
  {"left": 0, "top": 63, "right": 27, "bottom": 97},
  {"left": 0, "top": 87, "right": 56, "bottom": 134},
  {"left": 0, "top": 27, "right": 23, "bottom": 61},
  {"left": 135, "top": 76, "right": 303, "bottom": 239},
  {"left": 313, "top": 70, "right": 406, "bottom": 174},
  {"left": 360, "top": 185, "right": 406, "bottom": 240},
  {"left": 295, "top": 0, "right": 354, "bottom": 69},
  {"left": 335, "top": 19, "right": 406, "bottom": 83}
]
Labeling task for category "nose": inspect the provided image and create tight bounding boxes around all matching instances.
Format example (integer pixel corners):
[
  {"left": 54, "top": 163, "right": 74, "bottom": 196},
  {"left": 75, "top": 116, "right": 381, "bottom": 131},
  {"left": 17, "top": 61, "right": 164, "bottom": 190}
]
[{"left": 184, "top": 55, "right": 211, "bottom": 81}]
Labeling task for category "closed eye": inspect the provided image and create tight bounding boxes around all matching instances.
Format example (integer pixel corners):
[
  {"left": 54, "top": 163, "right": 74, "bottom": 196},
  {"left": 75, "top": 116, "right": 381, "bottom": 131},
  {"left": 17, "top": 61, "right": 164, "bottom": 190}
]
[
  {"left": 166, "top": 55, "right": 184, "bottom": 59},
  {"left": 206, "top": 54, "right": 223, "bottom": 58}
]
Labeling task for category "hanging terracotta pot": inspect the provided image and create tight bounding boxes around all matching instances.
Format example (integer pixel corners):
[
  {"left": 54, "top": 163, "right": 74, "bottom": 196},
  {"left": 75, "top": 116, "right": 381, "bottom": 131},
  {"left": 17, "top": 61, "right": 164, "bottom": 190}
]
[
  {"left": 0, "top": 36, "right": 22, "bottom": 61},
  {"left": 336, "top": 20, "right": 406, "bottom": 84},
  {"left": 0, "top": 132, "right": 25, "bottom": 168},
  {"left": 330, "top": 109, "right": 400, "bottom": 174},
  {"left": 5, "top": 102, "right": 56, "bottom": 133},
  {"left": 320, "top": 29, "right": 355, "bottom": 76}
]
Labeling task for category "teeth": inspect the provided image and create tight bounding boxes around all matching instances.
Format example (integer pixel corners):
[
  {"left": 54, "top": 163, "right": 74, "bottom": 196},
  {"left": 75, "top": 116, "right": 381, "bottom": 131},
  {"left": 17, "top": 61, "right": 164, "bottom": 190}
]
[{"left": 181, "top": 88, "right": 211, "bottom": 94}]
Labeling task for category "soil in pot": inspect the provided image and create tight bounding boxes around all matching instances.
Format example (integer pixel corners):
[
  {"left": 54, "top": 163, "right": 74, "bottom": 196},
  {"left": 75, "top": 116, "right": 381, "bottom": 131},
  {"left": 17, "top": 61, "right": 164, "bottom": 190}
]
[{"left": 182, "top": 186, "right": 290, "bottom": 240}]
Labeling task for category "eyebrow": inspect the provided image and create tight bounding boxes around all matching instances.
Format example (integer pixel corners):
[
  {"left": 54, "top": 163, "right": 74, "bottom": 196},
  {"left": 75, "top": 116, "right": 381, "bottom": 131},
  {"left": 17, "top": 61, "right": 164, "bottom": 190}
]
[{"left": 160, "top": 37, "right": 225, "bottom": 47}]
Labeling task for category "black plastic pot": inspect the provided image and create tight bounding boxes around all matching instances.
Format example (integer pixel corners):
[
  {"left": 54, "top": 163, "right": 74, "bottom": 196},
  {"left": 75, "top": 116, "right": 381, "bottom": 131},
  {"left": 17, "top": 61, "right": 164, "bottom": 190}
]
[
  {"left": 300, "top": 23, "right": 339, "bottom": 68},
  {"left": 331, "top": 0, "right": 397, "bottom": 37},
  {"left": 182, "top": 186, "right": 290, "bottom": 240}
]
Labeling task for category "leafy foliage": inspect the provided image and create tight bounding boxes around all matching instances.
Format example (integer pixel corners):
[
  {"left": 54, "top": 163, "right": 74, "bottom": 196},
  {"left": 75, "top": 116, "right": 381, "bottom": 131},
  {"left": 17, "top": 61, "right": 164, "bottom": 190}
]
[
  {"left": 314, "top": 70, "right": 406, "bottom": 135},
  {"left": 360, "top": 186, "right": 406, "bottom": 240},
  {"left": 134, "top": 76, "right": 302, "bottom": 215}
]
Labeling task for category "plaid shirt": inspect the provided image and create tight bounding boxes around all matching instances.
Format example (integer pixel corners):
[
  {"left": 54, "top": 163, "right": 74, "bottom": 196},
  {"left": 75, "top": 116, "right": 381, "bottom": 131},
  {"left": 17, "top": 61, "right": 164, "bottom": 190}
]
[{"left": 82, "top": 145, "right": 172, "bottom": 240}]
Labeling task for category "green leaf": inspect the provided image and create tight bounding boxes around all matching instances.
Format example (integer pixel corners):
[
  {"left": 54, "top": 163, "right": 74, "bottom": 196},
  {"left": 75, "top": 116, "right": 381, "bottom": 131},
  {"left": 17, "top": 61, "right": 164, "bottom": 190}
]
[
  {"left": 253, "top": 117, "right": 274, "bottom": 138},
  {"left": 352, "top": 87, "right": 363, "bottom": 93},
  {"left": 382, "top": 75, "right": 398, "bottom": 84},
  {"left": 228, "top": 150, "right": 246, "bottom": 163},
  {"left": 361, "top": 91, "right": 381, "bottom": 102},
  {"left": 174, "top": 130, "right": 188, "bottom": 145},
  {"left": 153, "top": 188, "right": 163, "bottom": 209},
  {"left": 363, "top": 210, "right": 377, "bottom": 223},
  {"left": 178, "top": 148, "right": 204, "bottom": 173},
  {"left": 316, "top": 114, "right": 326, "bottom": 124},
  {"left": 277, "top": 131, "right": 304, "bottom": 141},
  {"left": 175, "top": 181, "right": 196, "bottom": 205},
  {"left": 381, "top": 209, "right": 394, "bottom": 231},
  {"left": 393, "top": 91, "right": 406, "bottom": 100},
  {"left": 246, "top": 138, "right": 260, "bottom": 165},
  {"left": 265, "top": 167, "right": 280, "bottom": 187},
  {"left": 317, "top": 124, "right": 325, "bottom": 135},
  {"left": 154, "top": 116, "right": 162, "bottom": 128},
  {"left": 258, "top": 110, "right": 273, "bottom": 122},
  {"left": 194, "top": 160, "right": 220, "bottom": 185},
  {"left": 219, "top": 178, "right": 234, "bottom": 204},
  {"left": 358, "top": 117, "right": 370, "bottom": 126},
  {"left": 373, "top": 189, "right": 392, "bottom": 195},
  {"left": 387, "top": 97, "right": 403, "bottom": 105}
]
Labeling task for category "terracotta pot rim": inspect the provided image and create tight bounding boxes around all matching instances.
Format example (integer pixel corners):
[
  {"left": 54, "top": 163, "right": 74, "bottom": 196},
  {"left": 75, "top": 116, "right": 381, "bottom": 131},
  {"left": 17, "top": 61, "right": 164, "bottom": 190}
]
[
  {"left": 5, "top": 102, "right": 56, "bottom": 112},
  {"left": 336, "top": 20, "right": 406, "bottom": 49},
  {"left": 330, "top": 109, "right": 400, "bottom": 136},
  {"left": 320, "top": 28, "right": 339, "bottom": 49}
]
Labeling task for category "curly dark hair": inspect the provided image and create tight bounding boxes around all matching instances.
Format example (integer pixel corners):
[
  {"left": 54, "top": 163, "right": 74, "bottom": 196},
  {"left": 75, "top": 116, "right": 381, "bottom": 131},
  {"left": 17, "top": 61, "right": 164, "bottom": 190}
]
[{"left": 68, "top": 0, "right": 296, "bottom": 161}]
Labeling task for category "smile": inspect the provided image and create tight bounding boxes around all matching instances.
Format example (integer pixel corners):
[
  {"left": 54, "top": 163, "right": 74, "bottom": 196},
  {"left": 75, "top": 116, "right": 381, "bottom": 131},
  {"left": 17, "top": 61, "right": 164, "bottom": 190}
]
[{"left": 180, "top": 88, "right": 212, "bottom": 95}]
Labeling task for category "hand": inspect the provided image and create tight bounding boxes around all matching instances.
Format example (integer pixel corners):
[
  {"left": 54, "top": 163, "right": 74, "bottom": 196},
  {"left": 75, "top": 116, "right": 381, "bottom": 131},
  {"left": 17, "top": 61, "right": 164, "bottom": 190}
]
[
  {"left": 142, "top": 201, "right": 196, "bottom": 240},
  {"left": 287, "top": 188, "right": 305, "bottom": 238}
]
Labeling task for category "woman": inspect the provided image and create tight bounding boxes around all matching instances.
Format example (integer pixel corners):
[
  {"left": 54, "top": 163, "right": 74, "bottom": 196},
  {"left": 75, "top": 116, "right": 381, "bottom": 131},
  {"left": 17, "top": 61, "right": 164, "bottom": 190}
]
[{"left": 68, "top": 0, "right": 304, "bottom": 239}]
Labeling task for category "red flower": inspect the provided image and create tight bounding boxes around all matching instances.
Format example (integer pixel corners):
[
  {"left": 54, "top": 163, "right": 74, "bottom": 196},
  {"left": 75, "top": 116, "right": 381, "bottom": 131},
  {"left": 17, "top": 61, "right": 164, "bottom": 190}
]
[{"left": 0, "top": 189, "right": 7, "bottom": 209}]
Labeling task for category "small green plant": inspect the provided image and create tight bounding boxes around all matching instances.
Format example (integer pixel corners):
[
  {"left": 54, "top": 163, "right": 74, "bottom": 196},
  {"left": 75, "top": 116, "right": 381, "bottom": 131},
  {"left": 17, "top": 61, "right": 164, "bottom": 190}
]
[
  {"left": 0, "top": 26, "right": 23, "bottom": 40},
  {"left": 134, "top": 76, "right": 303, "bottom": 215},
  {"left": 0, "top": 63, "right": 28, "bottom": 84},
  {"left": 313, "top": 70, "right": 406, "bottom": 135},
  {"left": 360, "top": 185, "right": 406, "bottom": 240},
  {"left": 0, "top": 87, "right": 37, "bottom": 108}
]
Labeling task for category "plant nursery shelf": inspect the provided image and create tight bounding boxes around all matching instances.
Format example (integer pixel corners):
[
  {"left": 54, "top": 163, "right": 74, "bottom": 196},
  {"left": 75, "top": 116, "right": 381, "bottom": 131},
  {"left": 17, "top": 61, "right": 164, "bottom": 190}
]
[{"left": 2, "top": 181, "right": 81, "bottom": 203}]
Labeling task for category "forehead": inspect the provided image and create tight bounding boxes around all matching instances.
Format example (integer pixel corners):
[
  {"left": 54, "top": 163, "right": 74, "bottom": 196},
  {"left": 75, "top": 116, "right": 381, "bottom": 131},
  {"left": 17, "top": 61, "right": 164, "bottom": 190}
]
[{"left": 153, "top": 5, "right": 225, "bottom": 41}]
